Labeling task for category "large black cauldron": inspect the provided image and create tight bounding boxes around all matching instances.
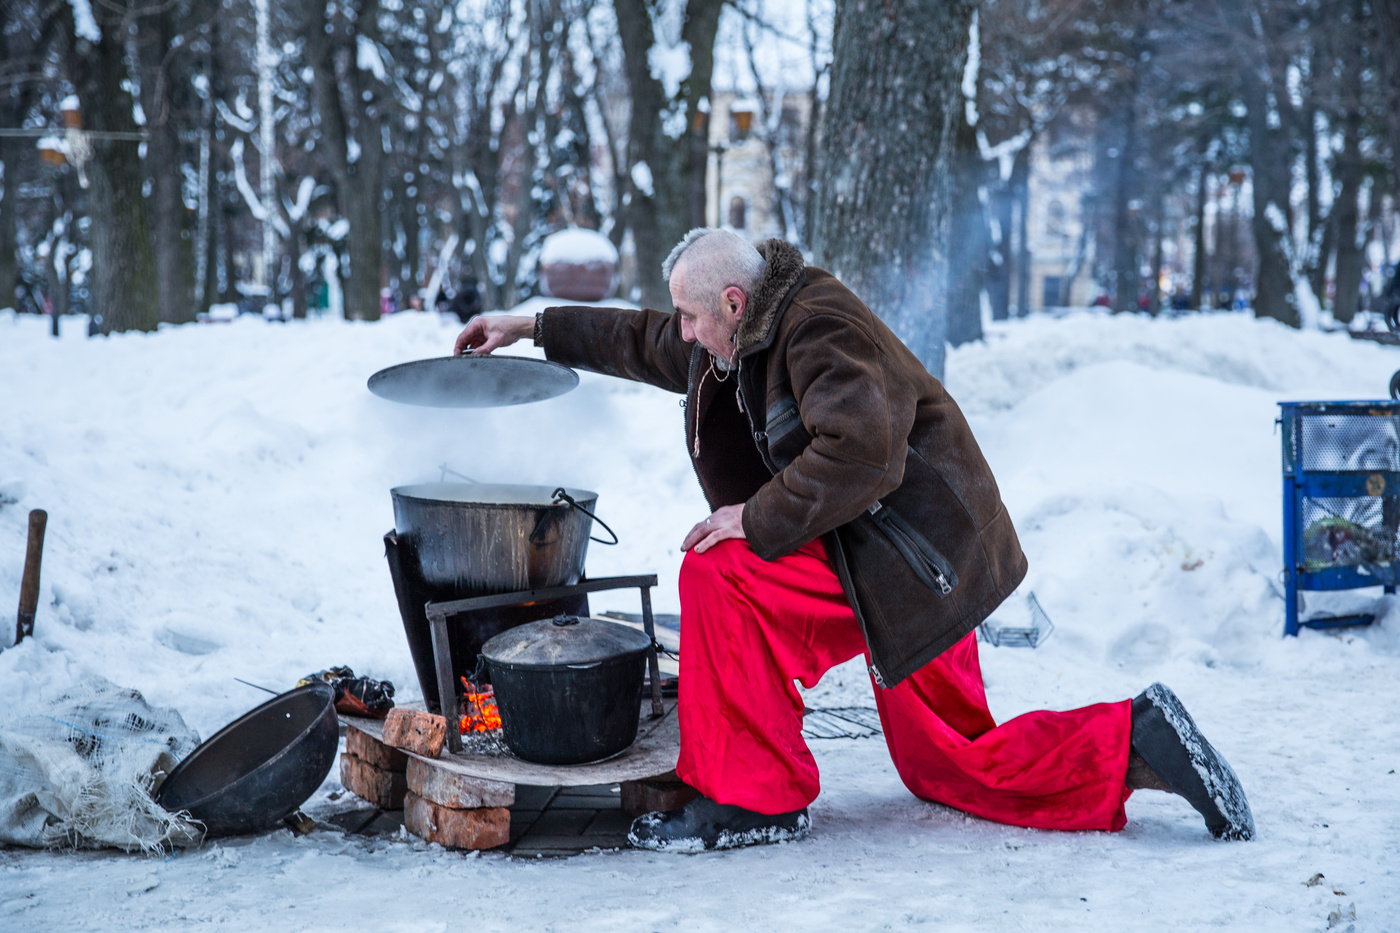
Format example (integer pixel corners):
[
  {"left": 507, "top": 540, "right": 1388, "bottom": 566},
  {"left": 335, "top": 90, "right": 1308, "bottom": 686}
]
[{"left": 480, "top": 615, "right": 651, "bottom": 764}]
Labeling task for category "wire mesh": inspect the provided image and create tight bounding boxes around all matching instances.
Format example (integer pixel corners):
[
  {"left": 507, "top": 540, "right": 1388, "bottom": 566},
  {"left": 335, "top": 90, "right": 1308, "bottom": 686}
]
[
  {"left": 1291, "top": 411, "right": 1400, "bottom": 472},
  {"left": 1300, "top": 496, "right": 1398, "bottom": 571},
  {"left": 978, "top": 592, "right": 1055, "bottom": 648}
]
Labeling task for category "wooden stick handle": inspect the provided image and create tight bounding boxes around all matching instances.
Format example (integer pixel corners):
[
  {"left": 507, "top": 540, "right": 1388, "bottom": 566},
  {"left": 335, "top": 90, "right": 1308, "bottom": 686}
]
[{"left": 15, "top": 509, "right": 47, "bottom": 644}]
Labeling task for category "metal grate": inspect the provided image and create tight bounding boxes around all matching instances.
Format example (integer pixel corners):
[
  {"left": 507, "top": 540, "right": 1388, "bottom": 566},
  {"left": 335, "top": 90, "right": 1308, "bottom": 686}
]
[
  {"left": 978, "top": 592, "right": 1055, "bottom": 648},
  {"left": 1291, "top": 413, "right": 1400, "bottom": 472},
  {"left": 802, "top": 706, "right": 883, "bottom": 739}
]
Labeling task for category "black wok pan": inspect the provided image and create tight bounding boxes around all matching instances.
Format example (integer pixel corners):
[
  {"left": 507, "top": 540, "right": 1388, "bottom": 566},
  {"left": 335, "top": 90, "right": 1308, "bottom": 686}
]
[{"left": 155, "top": 682, "right": 339, "bottom": 837}]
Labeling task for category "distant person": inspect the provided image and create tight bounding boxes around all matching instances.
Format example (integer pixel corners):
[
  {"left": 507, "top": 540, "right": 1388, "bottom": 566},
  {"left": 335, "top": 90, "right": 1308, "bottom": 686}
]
[{"left": 448, "top": 274, "right": 484, "bottom": 325}]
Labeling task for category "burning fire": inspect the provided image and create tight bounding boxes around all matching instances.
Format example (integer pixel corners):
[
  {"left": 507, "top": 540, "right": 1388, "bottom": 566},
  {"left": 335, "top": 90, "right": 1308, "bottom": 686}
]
[{"left": 459, "top": 677, "right": 502, "bottom": 734}]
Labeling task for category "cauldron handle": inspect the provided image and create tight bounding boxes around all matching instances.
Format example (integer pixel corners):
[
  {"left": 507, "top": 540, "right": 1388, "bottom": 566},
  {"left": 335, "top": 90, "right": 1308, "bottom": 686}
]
[{"left": 547, "top": 488, "right": 619, "bottom": 546}]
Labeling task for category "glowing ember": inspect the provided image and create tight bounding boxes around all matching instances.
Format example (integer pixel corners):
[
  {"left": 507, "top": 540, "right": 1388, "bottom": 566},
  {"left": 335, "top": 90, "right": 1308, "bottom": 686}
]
[{"left": 459, "top": 676, "right": 502, "bottom": 734}]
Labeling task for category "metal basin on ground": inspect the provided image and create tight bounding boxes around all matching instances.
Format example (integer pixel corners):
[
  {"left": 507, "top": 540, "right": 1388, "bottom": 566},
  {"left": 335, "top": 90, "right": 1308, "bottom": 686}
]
[{"left": 155, "top": 682, "right": 338, "bottom": 837}]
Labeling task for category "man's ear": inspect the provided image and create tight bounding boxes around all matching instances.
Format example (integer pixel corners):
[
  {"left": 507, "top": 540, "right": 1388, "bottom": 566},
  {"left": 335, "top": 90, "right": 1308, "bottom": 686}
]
[{"left": 723, "top": 285, "right": 748, "bottom": 320}]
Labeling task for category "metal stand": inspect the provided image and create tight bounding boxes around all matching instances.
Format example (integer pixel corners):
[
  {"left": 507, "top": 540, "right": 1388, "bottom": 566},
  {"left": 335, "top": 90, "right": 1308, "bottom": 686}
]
[
  {"left": 425, "top": 575, "right": 664, "bottom": 754},
  {"left": 1280, "top": 401, "right": 1400, "bottom": 636}
]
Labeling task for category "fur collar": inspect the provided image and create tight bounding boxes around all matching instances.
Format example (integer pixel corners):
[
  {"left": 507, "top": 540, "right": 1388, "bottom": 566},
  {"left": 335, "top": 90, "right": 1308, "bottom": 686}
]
[{"left": 736, "top": 239, "right": 806, "bottom": 355}]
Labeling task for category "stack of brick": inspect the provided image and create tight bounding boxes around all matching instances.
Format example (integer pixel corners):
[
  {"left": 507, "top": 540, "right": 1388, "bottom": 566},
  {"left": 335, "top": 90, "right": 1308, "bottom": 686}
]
[
  {"left": 340, "top": 726, "right": 408, "bottom": 809},
  {"left": 353, "top": 708, "right": 515, "bottom": 850},
  {"left": 403, "top": 759, "right": 514, "bottom": 850}
]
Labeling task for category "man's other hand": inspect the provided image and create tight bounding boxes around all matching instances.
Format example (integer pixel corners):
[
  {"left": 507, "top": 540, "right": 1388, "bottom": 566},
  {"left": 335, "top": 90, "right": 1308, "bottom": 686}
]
[
  {"left": 454, "top": 314, "right": 534, "bottom": 356},
  {"left": 681, "top": 504, "right": 746, "bottom": 554}
]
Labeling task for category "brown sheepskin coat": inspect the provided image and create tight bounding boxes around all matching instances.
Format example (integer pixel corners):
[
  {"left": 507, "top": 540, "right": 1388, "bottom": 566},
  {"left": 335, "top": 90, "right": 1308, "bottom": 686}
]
[{"left": 540, "top": 239, "right": 1026, "bottom": 687}]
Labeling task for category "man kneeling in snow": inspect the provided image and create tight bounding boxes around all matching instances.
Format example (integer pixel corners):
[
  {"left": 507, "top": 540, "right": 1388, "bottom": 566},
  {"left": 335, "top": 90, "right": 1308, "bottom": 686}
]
[{"left": 454, "top": 228, "right": 1254, "bottom": 851}]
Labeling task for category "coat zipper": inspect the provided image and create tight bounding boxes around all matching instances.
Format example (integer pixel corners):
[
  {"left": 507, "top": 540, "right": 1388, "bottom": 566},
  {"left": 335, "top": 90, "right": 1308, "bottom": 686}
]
[{"left": 867, "top": 501, "right": 954, "bottom": 595}]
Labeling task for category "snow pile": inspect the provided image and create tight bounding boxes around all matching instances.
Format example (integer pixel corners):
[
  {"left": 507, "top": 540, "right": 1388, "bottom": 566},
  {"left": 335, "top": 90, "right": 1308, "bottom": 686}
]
[{"left": 538, "top": 228, "right": 618, "bottom": 267}]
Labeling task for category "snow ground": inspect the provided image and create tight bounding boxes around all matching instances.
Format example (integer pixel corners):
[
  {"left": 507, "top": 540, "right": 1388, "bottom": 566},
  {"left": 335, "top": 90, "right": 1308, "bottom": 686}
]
[{"left": 2, "top": 306, "right": 1399, "bottom": 931}]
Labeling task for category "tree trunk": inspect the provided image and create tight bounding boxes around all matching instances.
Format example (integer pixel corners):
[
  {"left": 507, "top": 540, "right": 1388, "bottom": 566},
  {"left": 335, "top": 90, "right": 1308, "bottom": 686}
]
[
  {"left": 1231, "top": 3, "right": 1298, "bottom": 326},
  {"left": 1012, "top": 149, "right": 1030, "bottom": 315},
  {"left": 306, "top": 0, "right": 385, "bottom": 321},
  {"left": 613, "top": 0, "right": 724, "bottom": 310},
  {"left": 1111, "top": 90, "right": 1140, "bottom": 313},
  {"left": 1190, "top": 161, "right": 1209, "bottom": 310},
  {"left": 0, "top": 132, "right": 22, "bottom": 310},
  {"left": 141, "top": 4, "right": 193, "bottom": 324},
  {"left": 0, "top": 19, "right": 48, "bottom": 313},
  {"left": 1332, "top": 107, "right": 1364, "bottom": 324},
  {"left": 986, "top": 170, "right": 1013, "bottom": 320},
  {"left": 945, "top": 111, "right": 984, "bottom": 346},
  {"left": 288, "top": 228, "right": 308, "bottom": 319},
  {"left": 810, "top": 0, "right": 976, "bottom": 377},
  {"left": 1374, "top": 0, "right": 1400, "bottom": 196},
  {"left": 1331, "top": 1, "right": 1367, "bottom": 324},
  {"left": 65, "top": 11, "right": 159, "bottom": 334},
  {"left": 1302, "top": 102, "right": 1325, "bottom": 300},
  {"left": 1147, "top": 191, "right": 1165, "bottom": 317}
]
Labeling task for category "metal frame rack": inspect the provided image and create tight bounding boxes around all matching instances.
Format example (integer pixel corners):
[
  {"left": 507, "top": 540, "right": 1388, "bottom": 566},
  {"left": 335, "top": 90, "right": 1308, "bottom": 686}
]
[
  {"left": 424, "top": 575, "right": 664, "bottom": 754},
  {"left": 1280, "top": 400, "right": 1400, "bottom": 636}
]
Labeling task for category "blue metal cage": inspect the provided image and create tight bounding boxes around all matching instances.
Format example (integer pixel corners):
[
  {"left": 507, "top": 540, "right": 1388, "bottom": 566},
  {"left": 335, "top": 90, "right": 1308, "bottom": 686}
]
[{"left": 1280, "top": 400, "right": 1400, "bottom": 635}]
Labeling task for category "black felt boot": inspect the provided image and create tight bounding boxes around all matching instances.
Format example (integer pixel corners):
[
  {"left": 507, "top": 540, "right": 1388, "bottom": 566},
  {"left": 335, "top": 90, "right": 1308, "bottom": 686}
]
[
  {"left": 627, "top": 796, "right": 810, "bottom": 852},
  {"left": 1130, "top": 683, "right": 1255, "bottom": 841}
]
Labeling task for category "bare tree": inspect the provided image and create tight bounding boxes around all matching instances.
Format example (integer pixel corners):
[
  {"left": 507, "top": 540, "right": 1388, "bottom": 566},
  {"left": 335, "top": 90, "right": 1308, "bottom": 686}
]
[
  {"left": 613, "top": 0, "right": 725, "bottom": 309},
  {"left": 56, "top": 1, "right": 160, "bottom": 334},
  {"left": 810, "top": 0, "right": 977, "bottom": 376},
  {"left": 304, "top": 0, "right": 389, "bottom": 320}
]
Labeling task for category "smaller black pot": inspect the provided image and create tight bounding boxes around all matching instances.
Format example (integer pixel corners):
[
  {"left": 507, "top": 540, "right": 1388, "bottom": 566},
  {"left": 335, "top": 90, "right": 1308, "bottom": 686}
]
[
  {"left": 481, "top": 615, "right": 651, "bottom": 765},
  {"left": 155, "top": 682, "right": 339, "bottom": 836}
]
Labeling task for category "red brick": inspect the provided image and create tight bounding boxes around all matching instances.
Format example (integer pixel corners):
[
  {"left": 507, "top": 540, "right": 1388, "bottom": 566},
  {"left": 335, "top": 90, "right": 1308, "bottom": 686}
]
[
  {"left": 381, "top": 708, "right": 447, "bottom": 759},
  {"left": 402, "top": 791, "right": 510, "bottom": 850},
  {"left": 406, "top": 758, "right": 514, "bottom": 809},
  {"left": 340, "top": 753, "right": 407, "bottom": 809},
  {"left": 346, "top": 726, "right": 408, "bottom": 772}
]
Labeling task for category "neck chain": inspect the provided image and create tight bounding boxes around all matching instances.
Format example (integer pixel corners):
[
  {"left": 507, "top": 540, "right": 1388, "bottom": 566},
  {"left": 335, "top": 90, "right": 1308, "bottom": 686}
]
[{"left": 692, "top": 352, "right": 739, "bottom": 458}]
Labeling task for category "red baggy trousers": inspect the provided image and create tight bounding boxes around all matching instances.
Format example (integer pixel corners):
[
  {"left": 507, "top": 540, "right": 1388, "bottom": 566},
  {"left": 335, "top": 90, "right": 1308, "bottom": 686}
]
[{"left": 674, "top": 538, "right": 1134, "bottom": 832}]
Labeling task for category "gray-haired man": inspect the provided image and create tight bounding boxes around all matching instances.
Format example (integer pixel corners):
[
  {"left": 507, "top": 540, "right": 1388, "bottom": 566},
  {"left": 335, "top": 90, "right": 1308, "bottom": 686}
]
[{"left": 454, "top": 229, "right": 1253, "bottom": 851}]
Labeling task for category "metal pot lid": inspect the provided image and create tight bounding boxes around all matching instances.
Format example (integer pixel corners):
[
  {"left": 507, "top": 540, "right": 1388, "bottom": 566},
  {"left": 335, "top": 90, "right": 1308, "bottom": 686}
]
[
  {"left": 367, "top": 355, "right": 579, "bottom": 408},
  {"left": 481, "top": 615, "right": 651, "bottom": 669}
]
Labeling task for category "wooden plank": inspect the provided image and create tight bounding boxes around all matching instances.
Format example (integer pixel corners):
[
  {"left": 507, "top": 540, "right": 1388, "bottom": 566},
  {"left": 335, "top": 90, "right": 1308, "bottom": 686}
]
[{"left": 341, "top": 698, "right": 679, "bottom": 787}]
